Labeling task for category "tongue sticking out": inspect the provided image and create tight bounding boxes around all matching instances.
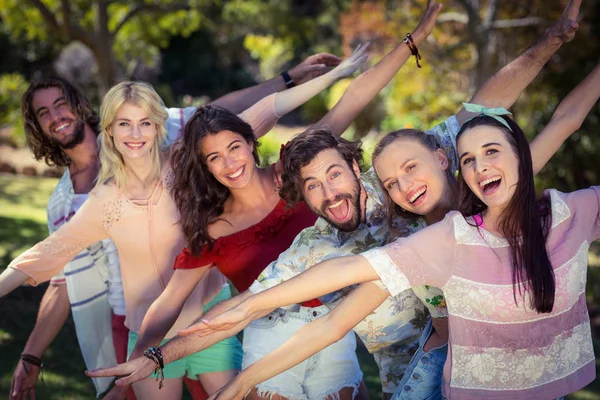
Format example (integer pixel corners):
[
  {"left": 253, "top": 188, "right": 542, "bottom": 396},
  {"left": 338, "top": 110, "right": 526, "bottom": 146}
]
[
  {"left": 483, "top": 179, "right": 501, "bottom": 194},
  {"left": 329, "top": 199, "right": 350, "bottom": 221}
]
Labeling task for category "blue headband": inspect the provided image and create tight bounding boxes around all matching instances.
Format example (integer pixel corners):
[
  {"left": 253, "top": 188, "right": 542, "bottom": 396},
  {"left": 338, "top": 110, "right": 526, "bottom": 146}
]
[{"left": 462, "top": 102, "right": 512, "bottom": 131}]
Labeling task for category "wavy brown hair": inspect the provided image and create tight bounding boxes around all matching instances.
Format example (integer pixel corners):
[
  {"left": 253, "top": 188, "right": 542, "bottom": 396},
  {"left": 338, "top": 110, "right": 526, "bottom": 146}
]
[
  {"left": 280, "top": 128, "right": 363, "bottom": 206},
  {"left": 456, "top": 115, "right": 553, "bottom": 313},
  {"left": 371, "top": 129, "right": 457, "bottom": 230},
  {"left": 170, "top": 105, "right": 259, "bottom": 255},
  {"left": 21, "top": 76, "right": 100, "bottom": 167}
]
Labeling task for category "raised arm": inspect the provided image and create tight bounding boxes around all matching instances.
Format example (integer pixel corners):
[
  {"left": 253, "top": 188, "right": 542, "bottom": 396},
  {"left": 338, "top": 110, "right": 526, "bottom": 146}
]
[
  {"left": 234, "top": 46, "right": 367, "bottom": 141},
  {"left": 209, "top": 53, "right": 342, "bottom": 114},
  {"left": 456, "top": 0, "right": 582, "bottom": 126},
  {"left": 271, "top": 44, "right": 369, "bottom": 117},
  {"left": 530, "top": 63, "right": 600, "bottom": 174},
  {"left": 314, "top": 0, "right": 443, "bottom": 136},
  {"left": 209, "top": 283, "right": 389, "bottom": 400}
]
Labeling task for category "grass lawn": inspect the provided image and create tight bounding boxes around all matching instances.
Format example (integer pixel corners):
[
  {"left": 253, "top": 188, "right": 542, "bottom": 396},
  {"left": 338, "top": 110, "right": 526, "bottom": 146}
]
[{"left": 0, "top": 174, "right": 598, "bottom": 399}]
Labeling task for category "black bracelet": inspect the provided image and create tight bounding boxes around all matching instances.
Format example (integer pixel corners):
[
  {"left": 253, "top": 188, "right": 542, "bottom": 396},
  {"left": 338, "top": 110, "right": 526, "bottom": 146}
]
[
  {"left": 21, "top": 353, "right": 43, "bottom": 368},
  {"left": 281, "top": 71, "right": 296, "bottom": 88},
  {"left": 20, "top": 353, "right": 44, "bottom": 382}
]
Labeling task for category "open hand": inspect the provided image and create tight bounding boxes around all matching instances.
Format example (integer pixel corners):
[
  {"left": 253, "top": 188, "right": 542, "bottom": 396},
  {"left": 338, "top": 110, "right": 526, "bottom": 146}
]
[
  {"left": 10, "top": 360, "right": 40, "bottom": 400},
  {"left": 288, "top": 53, "right": 342, "bottom": 85},
  {"left": 331, "top": 42, "right": 370, "bottom": 80},
  {"left": 86, "top": 356, "right": 155, "bottom": 388},
  {"left": 178, "top": 300, "right": 257, "bottom": 336},
  {"left": 412, "top": 0, "right": 443, "bottom": 42}
]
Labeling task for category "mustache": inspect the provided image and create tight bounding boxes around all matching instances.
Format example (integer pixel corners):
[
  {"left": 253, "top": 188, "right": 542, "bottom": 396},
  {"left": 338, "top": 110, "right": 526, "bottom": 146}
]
[
  {"left": 49, "top": 118, "right": 74, "bottom": 133},
  {"left": 321, "top": 193, "right": 353, "bottom": 213}
]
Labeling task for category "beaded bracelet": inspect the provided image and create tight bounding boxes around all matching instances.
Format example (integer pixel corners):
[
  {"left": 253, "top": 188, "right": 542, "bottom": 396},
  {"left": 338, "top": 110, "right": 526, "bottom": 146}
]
[{"left": 143, "top": 346, "right": 165, "bottom": 389}]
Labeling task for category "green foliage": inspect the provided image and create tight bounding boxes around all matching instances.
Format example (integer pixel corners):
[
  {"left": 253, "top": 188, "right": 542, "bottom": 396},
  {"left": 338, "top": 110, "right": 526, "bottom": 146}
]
[
  {"left": 0, "top": 73, "right": 28, "bottom": 145},
  {"left": 257, "top": 132, "right": 283, "bottom": 167}
]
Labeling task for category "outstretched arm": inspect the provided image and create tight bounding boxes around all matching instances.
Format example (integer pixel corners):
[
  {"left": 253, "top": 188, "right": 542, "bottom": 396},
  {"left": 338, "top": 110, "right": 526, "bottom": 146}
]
[
  {"left": 85, "top": 290, "right": 274, "bottom": 387},
  {"left": 195, "top": 255, "right": 378, "bottom": 334},
  {"left": 126, "top": 267, "right": 212, "bottom": 361},
  {"left": 208, "top": 283, "right": 389, "bottom": 400},
  {"left": 209, "top": 53, "right": 342, "bottom": 114},
  {"left": 316, "top": 0, "right": 443, "bottom": 136},
  {"left": 456, "top": 0, "right": 582, "bottom": 126},
  {"left": 0, "top": 192, "right": 108, "bottom": 298},
  {"left": 530, "top": 63, "right": 600, "bottom": 173},
  {"left": 0, "top": 268, "right": 30, "bottom": 298}
]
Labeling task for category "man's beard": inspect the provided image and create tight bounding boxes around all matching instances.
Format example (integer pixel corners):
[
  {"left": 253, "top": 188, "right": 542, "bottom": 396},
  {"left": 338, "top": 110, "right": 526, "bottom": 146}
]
[
  {"left": 310, "top": 174, "right": 363, "bottom": 232},
  {"left": 51, "top": 118, "right": 86, "bottom": 150}
]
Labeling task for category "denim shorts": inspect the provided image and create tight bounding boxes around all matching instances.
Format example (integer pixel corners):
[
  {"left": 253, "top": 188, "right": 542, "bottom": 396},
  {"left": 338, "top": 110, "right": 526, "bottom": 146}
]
[
  {"left": 127, "top": 285, "right": 243, "bottom": 379},
  {"left": 392, "top": 319, "right": 448, "bottom": 400},
  {"left": 242, "top": 305, "right": 363, "bottom": 400}
]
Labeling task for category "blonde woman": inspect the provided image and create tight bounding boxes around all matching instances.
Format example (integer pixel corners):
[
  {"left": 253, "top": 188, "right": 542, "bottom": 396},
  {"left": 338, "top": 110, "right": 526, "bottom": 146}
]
[{"left": 0, "top": 51, "right": 367, "bottom": 399}]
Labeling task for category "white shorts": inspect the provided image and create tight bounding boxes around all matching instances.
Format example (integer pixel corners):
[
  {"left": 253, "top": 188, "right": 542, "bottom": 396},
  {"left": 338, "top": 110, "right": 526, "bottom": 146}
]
[{"left": 242, "top": 305, "right": 363, "bottom": 400}]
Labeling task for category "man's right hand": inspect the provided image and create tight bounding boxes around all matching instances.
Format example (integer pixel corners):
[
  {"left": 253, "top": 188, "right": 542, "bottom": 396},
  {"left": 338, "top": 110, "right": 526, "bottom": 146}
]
[
  {"left": 10, "top": 360, "right": 40, "bottom": 400},
  {"left": 86, "top": 356, "right": 155, "bottom": 388}
]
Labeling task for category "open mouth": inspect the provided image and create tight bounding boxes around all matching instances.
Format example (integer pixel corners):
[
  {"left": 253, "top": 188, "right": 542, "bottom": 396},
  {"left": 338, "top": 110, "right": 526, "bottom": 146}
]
[
  {"left": 124, "top": 142, "right": 146, "bottom": 150},
  {"left": 479, "top": 176, "right": 502, "bottom": 195},
  {"left": 225, "top": 166, "right": 245, "bottom": 180},
  {"left": 407, "top": 186, "right": 427, "bottom": 206},
  {"left": 326, "top": 198, "right": 351, "bottom": 222}
]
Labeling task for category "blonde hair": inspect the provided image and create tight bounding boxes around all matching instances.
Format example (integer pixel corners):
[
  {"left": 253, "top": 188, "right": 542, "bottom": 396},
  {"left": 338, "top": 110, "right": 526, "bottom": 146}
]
[{"left": 96, "top": 81, "right": 168, "bottom": 190}]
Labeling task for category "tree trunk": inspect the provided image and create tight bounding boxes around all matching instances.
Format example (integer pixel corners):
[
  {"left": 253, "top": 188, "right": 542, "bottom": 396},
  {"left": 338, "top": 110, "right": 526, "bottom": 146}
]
[{"left": 90, "top": 38, "right": 122, "bottom": 96}]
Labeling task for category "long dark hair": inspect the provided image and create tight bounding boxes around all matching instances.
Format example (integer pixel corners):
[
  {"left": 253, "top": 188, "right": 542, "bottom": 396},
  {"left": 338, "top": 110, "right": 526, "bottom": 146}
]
[
  {"left": 21, "top": 76, "right": 100, "bottom": 167},
  {"left": 170, "top": 105, "right": 259, "bottom": 255},
  {"left": 372, "top": 129, "right": 457, "bottom": 230},
  {"left": 456, "top": 115, "right": 554, "bottom": 313}
]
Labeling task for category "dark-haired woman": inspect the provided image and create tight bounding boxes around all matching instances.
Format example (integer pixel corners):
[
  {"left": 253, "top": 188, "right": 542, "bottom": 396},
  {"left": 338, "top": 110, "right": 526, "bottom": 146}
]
[{"left": 196, "top": 62, "right": 600, "bottom": 400}]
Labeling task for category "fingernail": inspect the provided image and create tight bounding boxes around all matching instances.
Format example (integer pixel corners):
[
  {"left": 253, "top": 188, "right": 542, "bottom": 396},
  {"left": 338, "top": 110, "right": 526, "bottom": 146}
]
[{"left": 202, "top": 318, "right": 210, "bottom": 324}]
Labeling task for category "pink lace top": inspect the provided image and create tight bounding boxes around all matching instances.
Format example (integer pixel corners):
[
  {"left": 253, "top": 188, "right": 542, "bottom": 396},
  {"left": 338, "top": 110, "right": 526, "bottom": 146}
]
[
  {"left": 9, "top": 94, "right": 281, "bottom": 337},
  {"left": 362, "top": 186, "right": 600, "bottom": 399}
]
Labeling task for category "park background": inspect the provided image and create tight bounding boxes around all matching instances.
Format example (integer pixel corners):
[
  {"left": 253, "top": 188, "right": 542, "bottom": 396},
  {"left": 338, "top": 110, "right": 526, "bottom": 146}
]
[{"left": 0, "top": 0, "right": 598, "bottom": 398}]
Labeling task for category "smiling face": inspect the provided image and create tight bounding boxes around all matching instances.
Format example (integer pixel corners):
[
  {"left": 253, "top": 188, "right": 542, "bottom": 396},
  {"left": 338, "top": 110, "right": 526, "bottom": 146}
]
[
  {"left": 201, "top": 130, "right": 257, "bottom": 189},
  {"left": 300, "top": 148, "right": 363, "bottom": 231},
  {"left": 458, "top": 125, "right": 519, "bottom": 214},
  {"left": 31, "top": 87, "right": 85, "bottom": 149},
  {"left": 110, "top": 102, "right": 157, "bottom": 164},
  {"left": 374, "top": 138, "right": 451, "bottom": 218}
]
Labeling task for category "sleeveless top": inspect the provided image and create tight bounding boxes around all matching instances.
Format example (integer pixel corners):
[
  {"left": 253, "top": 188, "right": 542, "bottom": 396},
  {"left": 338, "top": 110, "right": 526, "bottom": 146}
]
[{"left": 174, "top": 165, "right": 322, "bottom": 306}]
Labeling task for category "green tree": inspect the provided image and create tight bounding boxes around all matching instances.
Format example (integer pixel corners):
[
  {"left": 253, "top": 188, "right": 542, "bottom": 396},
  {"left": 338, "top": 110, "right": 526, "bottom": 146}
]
[{"left": 0, "top": 0, "right": 207, "bottom": 95}]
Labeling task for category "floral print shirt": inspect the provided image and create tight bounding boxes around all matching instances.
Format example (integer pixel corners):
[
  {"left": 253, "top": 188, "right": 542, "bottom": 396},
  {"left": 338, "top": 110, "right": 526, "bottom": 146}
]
[{"left": 249, "top": 116, "right": 461, "bottom": 393}]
